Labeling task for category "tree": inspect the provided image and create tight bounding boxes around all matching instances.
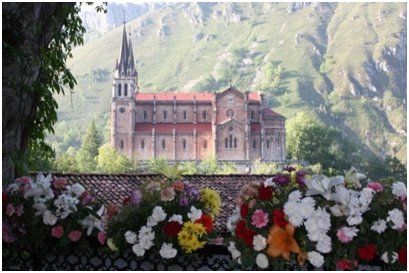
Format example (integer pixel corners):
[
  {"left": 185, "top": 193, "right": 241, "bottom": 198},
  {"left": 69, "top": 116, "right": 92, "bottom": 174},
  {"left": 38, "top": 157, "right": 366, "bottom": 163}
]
[
  {"left": 180, "top": 161, "right": 198, "bottom": 175},
  {"left": 53, "top": 152, "right": 80, "bottom": 173},
  {"left": 218, "top": 162, "right": 238, "bottom": 174},
  {"left": 96, "top": 144, "right": 133, "bottom": 174},
  {"left": 77, "top": 121, "right": 102, "bottom": 172},
  {"left": 198, "top": 156, "right": 220, "bottom": 174},
  {"left": 147, "top": 157, "right": 169, "bottom": 173},
  {"left": 252, "top": 159, "right": 279, "bottom": 174}
]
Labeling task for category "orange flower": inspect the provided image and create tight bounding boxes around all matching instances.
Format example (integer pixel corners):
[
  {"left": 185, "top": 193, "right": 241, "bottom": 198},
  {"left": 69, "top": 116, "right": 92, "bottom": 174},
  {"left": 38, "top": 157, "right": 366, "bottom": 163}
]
[{"left": 266, "top": 224, "right": 300, "bottom": 261}]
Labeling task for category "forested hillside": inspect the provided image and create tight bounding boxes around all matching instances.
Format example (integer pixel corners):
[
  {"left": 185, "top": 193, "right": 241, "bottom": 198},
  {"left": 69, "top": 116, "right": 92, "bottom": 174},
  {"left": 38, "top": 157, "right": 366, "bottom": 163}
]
[{"left": 48, "top": 2, "right": 407, "bottom": 166}]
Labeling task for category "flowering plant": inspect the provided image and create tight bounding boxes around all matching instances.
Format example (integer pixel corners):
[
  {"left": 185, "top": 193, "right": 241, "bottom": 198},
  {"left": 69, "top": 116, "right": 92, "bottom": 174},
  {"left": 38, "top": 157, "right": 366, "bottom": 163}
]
[
  {"left": 3, "top": 173, "right": 107, "bottom": 255},
  {"left": 227, "top": 167, "right": 407, "bottom": 270},
  {"left": 105, "top": 164, "right": 221, "bottom": 260}
]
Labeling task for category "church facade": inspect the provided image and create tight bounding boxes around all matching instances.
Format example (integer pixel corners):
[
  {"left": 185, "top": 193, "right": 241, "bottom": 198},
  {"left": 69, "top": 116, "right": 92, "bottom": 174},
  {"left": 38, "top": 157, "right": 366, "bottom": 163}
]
[{"left": 111, "top": 25, "right": 286, "bottom": 161}]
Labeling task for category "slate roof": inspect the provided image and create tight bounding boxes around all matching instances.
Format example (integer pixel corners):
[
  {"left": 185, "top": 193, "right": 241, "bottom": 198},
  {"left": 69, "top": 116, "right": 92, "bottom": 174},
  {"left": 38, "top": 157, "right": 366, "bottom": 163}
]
[{"left": 50, "top": 173, "right": 270, "bottom": 233}]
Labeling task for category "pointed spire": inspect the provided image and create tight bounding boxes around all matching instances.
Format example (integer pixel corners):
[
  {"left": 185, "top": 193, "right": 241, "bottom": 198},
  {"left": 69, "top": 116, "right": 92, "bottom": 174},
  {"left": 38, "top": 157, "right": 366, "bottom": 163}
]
[
  {"left": 115, "top": 10, "right": 137, "bottom": 80},
  {"left": 128, "top": 26, "right": 135, "bottom": 71}
]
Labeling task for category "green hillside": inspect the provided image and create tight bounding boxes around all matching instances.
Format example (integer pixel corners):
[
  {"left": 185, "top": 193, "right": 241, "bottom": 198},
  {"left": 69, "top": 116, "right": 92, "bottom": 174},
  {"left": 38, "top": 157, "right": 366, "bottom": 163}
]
[{"left": 48, "top": 2, "right": 407, "bottom": 165}]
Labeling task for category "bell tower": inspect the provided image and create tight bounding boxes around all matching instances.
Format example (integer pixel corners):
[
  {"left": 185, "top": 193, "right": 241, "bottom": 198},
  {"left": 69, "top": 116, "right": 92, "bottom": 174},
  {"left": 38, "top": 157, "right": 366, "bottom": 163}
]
[{"left": 111, "top": 16, "right": 138, "bottom": 158}]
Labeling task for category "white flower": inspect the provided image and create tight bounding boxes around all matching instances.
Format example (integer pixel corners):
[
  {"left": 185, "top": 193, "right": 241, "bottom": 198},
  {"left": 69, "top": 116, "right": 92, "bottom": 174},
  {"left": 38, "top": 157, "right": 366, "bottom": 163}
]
[
  {"left": 284, "top": 201, "right": 298, "bottom": 216},
  {"left": 138, "top": 226, "right": 155, "bottom": 241},
  {"left": 70, "top": 183, "right": 86, "bottom": 196},
  {"left": 381, "top": 252, "right": 398, "bottom": 264},
  {"left": 344, "top": 167, "right": 365, "bottom": 188},
  {"left": 139, "top": 236, "right": 154, "bottom": 250},
  {"left": 287, "top": 212, "right": 304, "bottom": 227},
  {"left": 6, "top": 182, "right": 19, "bottom": 193},
  {"left": 147, "top": 206, "right": 167, "bottom": 226},
  {"left": 24, "top": 173, "right": 54, "bottom": 200},
  {"left": 288, "top": 190, "right": 302, "bottom": 202},
  {"left": 263, "top": 177, "right": 275, "bottom": 187},
  {"left": 308, "top": 251, "right": 324, "bottom": 268},
  {"left": 159, "top": 243, "right": 177, "bottom": 259},
  {"left": 358, "top": 188, "right": 375, "bottom": 209},
  {"left": 253, "top": 235, "right": 267, "bottom": 251},
  {"left": 107, "top": 238, "right": 118, "bottom": 251},
  {"left": 316, "top": 234, "right": 332, "bottom": 254},
  {"left": 256, "top": 253, "right": 269, "bottom": 269},
  {"left": 299, "top": 197, "right": 315, "bottom": 219},
  {"left": 371, "top": 219, "right": 387, "bottom": 234},
  {"left": 80, "top": 206, "right": 105, "bottom": 236},
  {"left": 32, "top": 201, "right": 48, "bottom": 216},
  {"left": 125, "top": 231, "right": 137, "bottom": 244},
  {"left": 392, "top": 182, "right": 407, "bottom": 197},
  {"left": 187, "top": 206, "right": 202, "bottom": 222},
  {"left": 132, "top": 243, "right": 145, "bottom": 257},
  {"left": 387, "top": 209, "right": 405, "bottom": 229},
  {"left": 306, "top": 175, "right": 343, "bottom": 200},
  {"left": 54, "top": 194, "right": 79, "bottom": 219},
  {"left": 347, "top": 209, "right": 363, "bottom": 226},
  {"left": 312, "top": 207, "right": 331, "bottom": 231},
  {"left": 43, "top": 210, "right": 57, "bottom": 225},
  {"left": 227, "top": 241, "right": 241, "bottom": 260},
  {"left": 168, "top": 214, "right": 183, "bottom": 224}
]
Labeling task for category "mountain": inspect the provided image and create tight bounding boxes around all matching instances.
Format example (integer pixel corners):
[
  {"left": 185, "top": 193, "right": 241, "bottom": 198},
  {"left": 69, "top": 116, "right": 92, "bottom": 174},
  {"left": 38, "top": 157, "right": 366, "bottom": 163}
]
[{"left": 49, "top": 2, "right": 407, "bottom": 165}]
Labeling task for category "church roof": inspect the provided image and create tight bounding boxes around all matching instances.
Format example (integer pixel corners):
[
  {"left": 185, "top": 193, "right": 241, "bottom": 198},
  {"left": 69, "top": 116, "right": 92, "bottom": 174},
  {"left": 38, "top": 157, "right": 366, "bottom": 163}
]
[
  {"left": 134, "top": 91, "right": 261, "bottom": 102},
  {"left": 44, "top": 173, "right": 271, "bottom": 232},
  {"left": 135, "top": 93, "right": 213, "bottom": 102},
  {"left": 135, "top": 123, "right": 212, "bottom": 133},
  {"left": 263, "top": 108, "right": 285, "bottom": 119}
]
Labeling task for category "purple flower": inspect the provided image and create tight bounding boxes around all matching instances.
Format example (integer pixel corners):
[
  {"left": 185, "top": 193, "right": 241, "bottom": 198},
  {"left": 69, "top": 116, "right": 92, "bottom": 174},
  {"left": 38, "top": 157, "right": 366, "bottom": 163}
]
[
  {"left": 130, "top": 189, "right": 142, "bottom": 204},
  {"left": 273, "top": 175, "right": 290, "bottom": 186},
  {"left": 284, "top": 166, "right": 296, "bottom": 172},
  {"left": 185, "top": 184, "right": 199, "bottom": 199},
  {"left": 296, "top": 170, "right": 307, "bottom": 186},
  {"left": 81, "top": 191, "right": 95, "bottom": 205},
  {"left": 2, "top": 223, "right": 15, "bottom": 243},
  {"left": 179, "top": 196, "right": 189, "bottom": 207}
]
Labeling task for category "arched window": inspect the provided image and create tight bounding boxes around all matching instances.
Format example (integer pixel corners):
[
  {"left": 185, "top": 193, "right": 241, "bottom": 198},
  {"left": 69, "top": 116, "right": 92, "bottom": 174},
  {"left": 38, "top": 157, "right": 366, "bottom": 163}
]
[
  {"left": 225, "top": 138, "right": 228, "bottom": 148},
  {"left": 143, "top": 110, "right": 147, "bottom": 120},
  {"left": 234, "top": 137, "right": 237, "bottom": 148},
  {"left": 163, "top": 111, "right": 167, "bottom": 120},
  {"left": 229, "top": 135, "right": 233, "bottom": 148},
  {"left": 118, "top": 84, "right": 122, "bottom": 97},
  {"left": 162, "top": 139, "right": 166, "bottom": 149},
  {"left": 120, "top": 139, "right": 124, "bottom": 149},
  {"left": 183, "top": 110, "right": 187, "bottom": 120},
  {"left": 277, "top": 134, "right": 281, "bottom": 144},
  {"left": 202, "top": 111, "right": 207, "bottom": 120},
  {"left": 253, "top": 139, "right": 257, "bottom": 149},
  {"left": 124, "top": 84, "right": 128, "bottom": 97},
  {"left": 251, "top": 110, "right": 254, "bottom": 119},
  {"left": 204, "top": 140, "right": 207, "bottom": 149},
  {"left": 141, "top": 139, "right": 145, "bottom": 149},
  {"left": 267, "top": 139, "right": 270, "bottom": 149}
]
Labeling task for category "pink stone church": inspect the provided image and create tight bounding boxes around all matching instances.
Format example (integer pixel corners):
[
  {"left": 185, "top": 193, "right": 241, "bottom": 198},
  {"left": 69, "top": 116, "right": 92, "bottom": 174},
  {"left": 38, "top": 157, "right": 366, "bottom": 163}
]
[{"left": 111, "top": 24, "right": 286, "bottom": 161}]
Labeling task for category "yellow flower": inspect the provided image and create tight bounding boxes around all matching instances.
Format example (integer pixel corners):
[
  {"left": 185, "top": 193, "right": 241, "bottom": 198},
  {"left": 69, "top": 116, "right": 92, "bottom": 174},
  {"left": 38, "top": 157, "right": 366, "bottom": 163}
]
[
  {"left": 200, "top": 188, "right": 221, "bottom": 217},
  {"left": 178, "top": 222, "right": 207, "bottom": 253},
  {"left": 107, "top": 238, "right": 118, "bottom": 252}
]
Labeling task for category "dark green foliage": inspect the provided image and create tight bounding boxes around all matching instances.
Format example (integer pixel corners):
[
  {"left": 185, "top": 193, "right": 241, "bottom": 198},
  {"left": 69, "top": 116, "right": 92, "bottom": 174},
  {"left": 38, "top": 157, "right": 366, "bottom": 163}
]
[{"left": 77, "top": 120, "right": 102, "bottom": 172}]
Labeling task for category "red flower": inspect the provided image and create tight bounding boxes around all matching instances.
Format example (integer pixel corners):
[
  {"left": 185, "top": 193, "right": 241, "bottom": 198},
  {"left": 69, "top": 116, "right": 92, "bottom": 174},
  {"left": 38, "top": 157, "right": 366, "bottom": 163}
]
[
  {"left": 235, "top": 220, "right": 247, "bottom": 239},
  {"left": 163, "top": 221, "right": 182, "bottom": 237},
  {"left": 240, "top": 203, "right": 249, "bottom": 218},
  {"left": 195, "top": 214, "right": 214, "bottom": 233},
  {"left": 107, "top": 203, "right": 118, "bottom": 219},
  {"left": 243, "top": 228, "right": 256, "bottom": 247},
  {"left": 122, "top": 196, "right": 131, "bottom": 205},
  {"left": 399, "top": 246, "right": 407, "bottom": 265},
  {"left": 259, "top": 184, "right": 273, "bottom": 200},
  {"left": 357, "top": 244, "right": 378, "bottom": 262},
  {"left": 336, "top": 259, "right": 357, "bottom": 270},
  {"left": 234, "top": 219, "right": 256, "bottom": 247},
  {"left": 273, "top": 208, "right": 288, "bottom": 228}
]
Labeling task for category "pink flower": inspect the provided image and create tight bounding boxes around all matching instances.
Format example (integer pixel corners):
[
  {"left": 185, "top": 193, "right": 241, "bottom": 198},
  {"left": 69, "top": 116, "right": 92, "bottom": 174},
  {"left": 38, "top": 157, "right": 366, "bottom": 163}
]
[
  {"left": 18, "top": 176, "right": 32, "bottom": 193},
  {"left": 367, "top": 182, "right": 383, "bottom": 193},
  {"left": 68, "top": 230, "right": 82, "bottom": 242},
  {"left": 53, "top": 177, "right": 67, "bottom": 189},
  {"left": 173, "top": 181, "right": 185, "bottom": 192},
  {"left": 97, "top": 231, "right": 107, "bottom": 245},
  {"left": 6, "top": 204, "right": 15, "bottom": 217},
  {"left": 337, "top": 227, "right": 358, "bottom": 243},
  {"left": 51, "top": 226, "right": 64, "bottom": 238},
  {"left": 15, "top": 205, "right": 24, "bottom": 217},
  {"left": 251, "top": 209, "right": 269, "bottom": 228},
  {"left": 160, "top": 187, "right": 176, "bottom": 202},
  {"left": 2, "top": 223, "right": 15, "bottom": 243}
]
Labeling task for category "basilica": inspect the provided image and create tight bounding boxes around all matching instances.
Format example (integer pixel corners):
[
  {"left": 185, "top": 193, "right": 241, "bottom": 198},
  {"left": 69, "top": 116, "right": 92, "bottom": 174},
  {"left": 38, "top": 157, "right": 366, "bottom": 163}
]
[{"left": 111, "top": 24, "right": 286, "bottom": 161}]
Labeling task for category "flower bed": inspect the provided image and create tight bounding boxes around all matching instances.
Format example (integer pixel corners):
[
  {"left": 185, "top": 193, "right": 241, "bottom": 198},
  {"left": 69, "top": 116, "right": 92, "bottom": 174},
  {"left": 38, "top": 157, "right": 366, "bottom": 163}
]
[{"left": 226, "top": 167, "right": 407, "bottom": 270}]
